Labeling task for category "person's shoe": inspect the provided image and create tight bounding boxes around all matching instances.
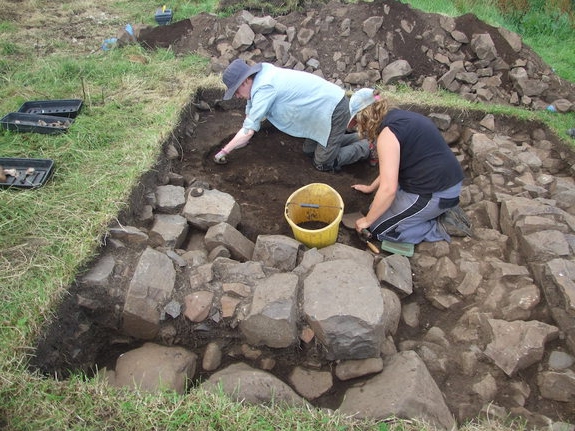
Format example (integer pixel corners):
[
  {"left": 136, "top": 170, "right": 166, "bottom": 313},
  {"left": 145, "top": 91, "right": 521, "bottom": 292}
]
[
  {"left": 313, "top": 160, "right": 337, "bottom": 173},
  {"left": 368, "top": 142, "right": 378, "bottom": 167},
  {"left": 438, "top": 206, "right": 473, "bottom": 237}
]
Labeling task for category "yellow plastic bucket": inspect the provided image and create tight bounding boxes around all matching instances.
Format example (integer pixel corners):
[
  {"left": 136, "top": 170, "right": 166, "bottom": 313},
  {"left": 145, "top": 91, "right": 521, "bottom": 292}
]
[{"left": 284, "top": 183, "right": 344, "bottom": 249}]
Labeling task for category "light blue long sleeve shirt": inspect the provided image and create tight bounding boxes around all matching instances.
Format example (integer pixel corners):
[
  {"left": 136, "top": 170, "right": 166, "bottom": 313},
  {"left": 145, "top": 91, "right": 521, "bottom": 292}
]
[{"left": 242, "top": 63, "right": 345, "bottom": 147}]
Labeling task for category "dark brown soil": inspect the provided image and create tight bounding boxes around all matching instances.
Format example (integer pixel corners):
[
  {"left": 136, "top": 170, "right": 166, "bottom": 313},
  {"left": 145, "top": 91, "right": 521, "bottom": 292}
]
[{"left": 176, "top": 95, "right": 375, "bottom": 246}]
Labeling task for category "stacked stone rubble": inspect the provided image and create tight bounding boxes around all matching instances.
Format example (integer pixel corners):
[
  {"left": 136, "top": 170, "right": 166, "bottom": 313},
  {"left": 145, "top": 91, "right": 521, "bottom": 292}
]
[
  {"left": 71, "top": 107, "right": 575, "bottom": 428},
  {"left": 134, "top": 1, "right": 575, "bottom": 112}
]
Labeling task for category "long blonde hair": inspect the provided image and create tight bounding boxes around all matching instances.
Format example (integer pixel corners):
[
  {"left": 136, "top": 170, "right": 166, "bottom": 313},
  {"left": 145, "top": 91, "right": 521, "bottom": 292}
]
[{"left": 355, "top": 89, "right": 393, "bottom": 143}]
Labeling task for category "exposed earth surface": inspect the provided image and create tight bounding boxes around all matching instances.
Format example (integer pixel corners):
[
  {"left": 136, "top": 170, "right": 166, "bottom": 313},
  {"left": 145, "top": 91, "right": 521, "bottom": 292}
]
[{"left": 21, "top": 0, "right": 575, "bottom": 428}]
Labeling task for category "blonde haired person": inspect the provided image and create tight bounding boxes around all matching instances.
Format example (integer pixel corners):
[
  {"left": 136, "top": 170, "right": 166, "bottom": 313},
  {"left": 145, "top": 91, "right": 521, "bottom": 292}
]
[{"left": 349, "top": 88, "right": 472, "bottom": 244}]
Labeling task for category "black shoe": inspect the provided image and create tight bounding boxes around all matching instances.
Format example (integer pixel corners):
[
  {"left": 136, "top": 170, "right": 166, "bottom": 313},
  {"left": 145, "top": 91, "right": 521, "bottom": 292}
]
[
  {"left": 439, "top": 206, "right": 473, "bottom": 237},
  {"left": 313, "top": 160, "right": 339, "bottom": 173}
]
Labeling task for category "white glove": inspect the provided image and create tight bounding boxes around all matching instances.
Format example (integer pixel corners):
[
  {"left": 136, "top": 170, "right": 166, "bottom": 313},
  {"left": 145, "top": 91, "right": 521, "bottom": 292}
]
[{"left": 214, "top": 149, "right": 228, "bottom": 164}]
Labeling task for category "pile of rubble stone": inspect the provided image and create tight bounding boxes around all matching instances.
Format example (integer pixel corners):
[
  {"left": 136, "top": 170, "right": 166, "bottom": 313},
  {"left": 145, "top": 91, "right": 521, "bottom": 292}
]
[{"left": 133, "top": 1, "right": 575, "bottom": 113}]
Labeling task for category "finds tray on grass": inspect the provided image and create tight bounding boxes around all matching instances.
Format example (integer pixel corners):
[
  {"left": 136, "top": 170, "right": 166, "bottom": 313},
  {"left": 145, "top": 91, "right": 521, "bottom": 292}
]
[
  {"left": 0, "top": 158, "right": 54, "bottom": 189},
  {"left": 1, "top": 112, "right": 74, "bottom": 134},
  {"left": 18, "top": 99, "right": 83, "bottom": 118}
]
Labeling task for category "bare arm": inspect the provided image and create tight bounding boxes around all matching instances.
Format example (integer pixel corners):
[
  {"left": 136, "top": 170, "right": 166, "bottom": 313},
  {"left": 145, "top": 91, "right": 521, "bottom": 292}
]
[
  {"left": 214, "top": 127, "right": 255, "bottom": 163},
  {"left": 355, "top": 127, "right": 400, "bottom": 232},
  {"left": 222, "top": 127, "right": 255, "bottom": 153},
  {"left": 352, "top": 176, "right": 380, "bottom": 194}
]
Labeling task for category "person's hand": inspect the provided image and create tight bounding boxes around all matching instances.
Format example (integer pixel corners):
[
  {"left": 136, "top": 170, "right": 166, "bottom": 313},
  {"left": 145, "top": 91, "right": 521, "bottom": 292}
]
[
  {"left": 214, "top": 149, "right": 228, "bottom": 165},
  {"left": 352, "top": 184, "right": 372, "bottom": 194},
  {"left": 355, "top": 216, "right": 371, "bottom": 234}
]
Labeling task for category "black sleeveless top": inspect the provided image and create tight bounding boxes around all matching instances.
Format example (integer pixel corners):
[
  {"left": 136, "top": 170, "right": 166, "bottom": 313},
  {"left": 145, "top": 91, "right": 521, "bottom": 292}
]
[{"left": 380, "top": 109, "right": 464, "bottom": 195}]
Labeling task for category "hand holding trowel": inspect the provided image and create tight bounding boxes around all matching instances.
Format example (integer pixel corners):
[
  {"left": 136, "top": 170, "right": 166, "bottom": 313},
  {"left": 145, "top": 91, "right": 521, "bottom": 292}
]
[
  {"left": 342, "top": 211, "right": 415, "bottom": 257},
  {"left": 341, "top": 212, "right": 379, "bottom": 254}
]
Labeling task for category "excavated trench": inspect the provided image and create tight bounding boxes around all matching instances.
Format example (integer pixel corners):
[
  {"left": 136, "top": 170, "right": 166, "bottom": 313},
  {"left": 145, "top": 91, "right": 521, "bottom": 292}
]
[{"left": 30, "top": 89, "right": 575, "bottom": 424}]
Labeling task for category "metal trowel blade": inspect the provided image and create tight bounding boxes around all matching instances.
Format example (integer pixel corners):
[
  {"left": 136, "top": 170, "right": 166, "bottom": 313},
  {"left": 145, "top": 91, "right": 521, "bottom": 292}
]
[{"left": 342, "top": 212, "right": 363, "bottom": 230}]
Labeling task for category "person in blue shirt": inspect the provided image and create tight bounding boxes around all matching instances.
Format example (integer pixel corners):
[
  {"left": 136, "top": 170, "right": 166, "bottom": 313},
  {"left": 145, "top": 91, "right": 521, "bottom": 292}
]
[
  {"left": 348, "top": 88, "right": 472, "bottom": 244},
  {"left": 214, "top": 59, "right": 372, "bottom": 172}
]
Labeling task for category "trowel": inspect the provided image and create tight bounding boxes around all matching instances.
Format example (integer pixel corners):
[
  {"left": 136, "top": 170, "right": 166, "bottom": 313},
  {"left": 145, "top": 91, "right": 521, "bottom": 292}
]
[
  {"left": 342, "top": 212, "right": 414, "bottom": 257},
  {"left": 341, "top": 212, "right": 379, "bottom": 254}
]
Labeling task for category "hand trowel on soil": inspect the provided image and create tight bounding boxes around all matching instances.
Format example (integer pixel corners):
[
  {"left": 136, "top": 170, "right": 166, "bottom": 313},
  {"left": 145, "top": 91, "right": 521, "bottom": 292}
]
[
  {"left": 342, "top": 212, "right": 414, "bottom": 257},
  {"left": 342, "top": 212, "right": 379, "bottom": 254}
]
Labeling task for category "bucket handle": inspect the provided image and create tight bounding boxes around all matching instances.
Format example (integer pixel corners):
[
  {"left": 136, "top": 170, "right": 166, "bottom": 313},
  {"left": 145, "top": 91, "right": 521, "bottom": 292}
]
[{"left": 286, "top": 202, "right": 342, "bottom": 210}]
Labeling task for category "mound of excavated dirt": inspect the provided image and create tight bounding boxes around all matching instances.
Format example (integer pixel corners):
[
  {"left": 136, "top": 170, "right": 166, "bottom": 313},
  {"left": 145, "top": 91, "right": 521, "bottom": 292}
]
[
  {"left": 31, "top": 1, "right": 575, "bottom": 428},
  {"left": 136, "top": 0, "right": 575, "bottom": 110}
]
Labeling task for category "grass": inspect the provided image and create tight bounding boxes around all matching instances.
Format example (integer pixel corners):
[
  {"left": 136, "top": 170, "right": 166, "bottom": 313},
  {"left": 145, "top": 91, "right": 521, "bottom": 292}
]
[
  {"left": 0, "top": 0, "right": 572, "bottom": 429},
  {"left": 2, "top": 372, "right": 391, "bottom": 430}
]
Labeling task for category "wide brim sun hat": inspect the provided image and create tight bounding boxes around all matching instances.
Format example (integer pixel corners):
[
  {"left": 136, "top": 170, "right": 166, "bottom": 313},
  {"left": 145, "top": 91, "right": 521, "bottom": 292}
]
[
  {"left": 347, "top": 88, "right": 377, "bottom": 129},
  {"left": 222, "top": 59, "right": 263, "bottom": 100}
]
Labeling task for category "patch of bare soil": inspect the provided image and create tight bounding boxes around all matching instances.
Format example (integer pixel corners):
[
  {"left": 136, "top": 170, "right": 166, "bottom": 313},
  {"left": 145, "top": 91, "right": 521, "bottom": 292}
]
[{"left": 182, "top": 93, "right": 375, "bottom": 245}]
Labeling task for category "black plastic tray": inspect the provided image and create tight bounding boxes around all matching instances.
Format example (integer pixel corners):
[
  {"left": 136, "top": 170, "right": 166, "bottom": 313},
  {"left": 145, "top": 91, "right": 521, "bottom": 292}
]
[
  {"left": 0, "top": 158, "right": 54, "bottom": 189},
  {"left": 1, "top": 112, "right": 74, "bottom": 134},
  {"left": 18, "top": 99, "right": 83, "bottom": 118}
]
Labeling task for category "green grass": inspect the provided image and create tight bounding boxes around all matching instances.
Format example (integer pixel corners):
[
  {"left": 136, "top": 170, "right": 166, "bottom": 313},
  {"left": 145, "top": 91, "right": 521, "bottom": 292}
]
[
  {"left": 0, "top": 0, "right": 573, "bottom": 429},
  {"left": 0, "top": 25, "right": 214, "bottom": 372},
  {"left": 0, "top": 372, "right": 392, "bottom": 430},
  {"left": 172, "top": 0, "right": 220, "bottom": 18}
]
